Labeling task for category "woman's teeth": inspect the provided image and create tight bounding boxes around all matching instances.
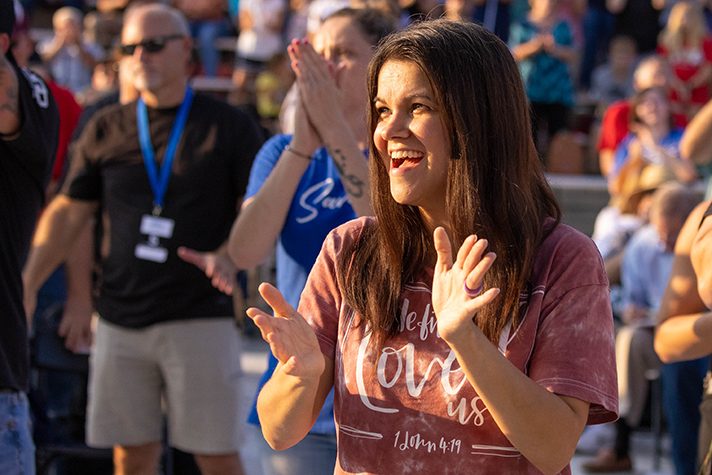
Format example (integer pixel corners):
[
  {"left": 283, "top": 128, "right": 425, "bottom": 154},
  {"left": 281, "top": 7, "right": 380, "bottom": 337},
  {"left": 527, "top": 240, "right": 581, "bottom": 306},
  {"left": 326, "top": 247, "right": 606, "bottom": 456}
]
[{"left": 390, "top": 151, "right": 423, "bottom": 168}]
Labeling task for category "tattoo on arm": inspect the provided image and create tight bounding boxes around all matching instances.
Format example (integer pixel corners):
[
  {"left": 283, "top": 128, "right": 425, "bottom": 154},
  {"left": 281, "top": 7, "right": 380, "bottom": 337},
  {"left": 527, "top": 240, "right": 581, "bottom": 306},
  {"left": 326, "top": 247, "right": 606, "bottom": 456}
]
[
  {"left": 328, "top": 147, "right": 365, "bottom": 198},
  {"left": 0, "top": 86, "right": 18, "bottom": 114}
]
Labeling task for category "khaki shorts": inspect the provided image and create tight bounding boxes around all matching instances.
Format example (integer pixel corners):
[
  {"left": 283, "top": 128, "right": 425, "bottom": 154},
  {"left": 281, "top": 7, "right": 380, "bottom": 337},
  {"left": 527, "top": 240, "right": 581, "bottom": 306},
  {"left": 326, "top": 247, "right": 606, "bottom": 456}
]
[{"left": 87, "top": 318, "right": 242, "bottom": 454}]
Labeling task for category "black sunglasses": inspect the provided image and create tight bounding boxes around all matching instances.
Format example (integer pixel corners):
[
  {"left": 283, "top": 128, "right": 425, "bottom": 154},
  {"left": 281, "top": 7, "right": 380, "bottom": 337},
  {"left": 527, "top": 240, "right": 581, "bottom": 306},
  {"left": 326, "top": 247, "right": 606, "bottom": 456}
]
[{"left": 119, "top": 34, "right": 184, "bottom": 56}]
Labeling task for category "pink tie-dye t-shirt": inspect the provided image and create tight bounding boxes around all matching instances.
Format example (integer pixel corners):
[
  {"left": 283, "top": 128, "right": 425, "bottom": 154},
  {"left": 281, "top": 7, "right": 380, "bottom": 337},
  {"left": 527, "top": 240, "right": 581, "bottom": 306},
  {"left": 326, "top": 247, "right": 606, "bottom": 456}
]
[{"left": 298, "top": 217, "right": 618, "bottom": 474}]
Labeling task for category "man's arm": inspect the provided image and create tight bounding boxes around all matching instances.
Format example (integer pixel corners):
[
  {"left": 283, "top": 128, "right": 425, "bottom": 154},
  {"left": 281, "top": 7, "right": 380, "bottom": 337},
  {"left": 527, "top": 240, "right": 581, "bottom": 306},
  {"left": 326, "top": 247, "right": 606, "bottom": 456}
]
[
  {"left": 23, "top": 195, "right": 98, "bottom": 321},
  {"left": 655, "top": 200, "right": 712, "bottom": 362},
  {"left": 0, "top": 52, "right": 20, "bottom": 137},
  {"left": 692, "top": 204, "right": 712, "bottom": 308},
  {"left": 680, "top": 99, "right": 712, "bottom": 166},
  {"left": 59, "top": 221, "right": 95, "bottom": 352}
]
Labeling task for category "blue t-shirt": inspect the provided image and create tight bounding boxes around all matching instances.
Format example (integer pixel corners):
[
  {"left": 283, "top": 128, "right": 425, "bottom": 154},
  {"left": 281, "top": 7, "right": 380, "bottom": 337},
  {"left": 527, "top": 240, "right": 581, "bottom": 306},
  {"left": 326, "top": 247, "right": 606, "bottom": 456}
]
[
  {"left": 245, "top": 134, "right": 358, "bottom": 434},
  {"left": 611, "top": 128, "right": 684, "bottom": 178},
  {"left": 509, "top": 19, "right": 575, "bottom": 106}
]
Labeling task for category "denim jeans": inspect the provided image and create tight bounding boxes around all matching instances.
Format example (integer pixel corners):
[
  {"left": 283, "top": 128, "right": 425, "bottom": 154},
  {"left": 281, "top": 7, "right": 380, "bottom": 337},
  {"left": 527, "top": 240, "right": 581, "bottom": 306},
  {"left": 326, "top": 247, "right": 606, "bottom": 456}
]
[
  {"left": 249, "top": 425, "right": 337, "bottom": 475},
  {"left": 0, "top": 392, "right": 35, "bottom": 475},
  {"left": 662, "top": 357, "right": 709, "bottom": 475}
]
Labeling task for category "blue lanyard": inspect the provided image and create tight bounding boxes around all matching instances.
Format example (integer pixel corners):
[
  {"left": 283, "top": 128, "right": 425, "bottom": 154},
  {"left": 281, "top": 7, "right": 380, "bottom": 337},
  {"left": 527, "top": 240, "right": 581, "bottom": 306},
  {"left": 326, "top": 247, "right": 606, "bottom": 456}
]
[{"left": 136, "top": 87, "right": 194, "bottom": 215}]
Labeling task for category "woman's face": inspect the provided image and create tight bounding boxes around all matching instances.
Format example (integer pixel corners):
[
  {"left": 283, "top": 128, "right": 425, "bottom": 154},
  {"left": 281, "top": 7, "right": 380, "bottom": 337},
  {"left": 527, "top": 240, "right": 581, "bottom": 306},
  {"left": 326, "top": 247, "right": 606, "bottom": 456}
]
[
  {"left": 373, "top": 60, "right": 451, "bottom": 225},
  {"left": 312, "top": 16, "right": 374, "bottom": 112},
  {"left": 635, "top": 89, "right": 670, "bottom": 127}
]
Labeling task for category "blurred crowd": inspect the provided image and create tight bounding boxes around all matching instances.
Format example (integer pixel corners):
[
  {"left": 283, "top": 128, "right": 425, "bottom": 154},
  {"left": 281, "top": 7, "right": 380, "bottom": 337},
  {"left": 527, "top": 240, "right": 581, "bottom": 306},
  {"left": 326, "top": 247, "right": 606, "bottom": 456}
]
[{"left": 9, "top": 0, "right": 712, "bottom": 473}]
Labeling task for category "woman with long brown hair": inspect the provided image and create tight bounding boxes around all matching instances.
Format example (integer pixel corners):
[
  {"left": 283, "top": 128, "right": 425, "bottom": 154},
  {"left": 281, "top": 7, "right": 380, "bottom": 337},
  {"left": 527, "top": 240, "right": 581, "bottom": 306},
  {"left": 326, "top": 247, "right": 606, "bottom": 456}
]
[{"left": 247, "top": 20, "right": 617, "bottom": 473}]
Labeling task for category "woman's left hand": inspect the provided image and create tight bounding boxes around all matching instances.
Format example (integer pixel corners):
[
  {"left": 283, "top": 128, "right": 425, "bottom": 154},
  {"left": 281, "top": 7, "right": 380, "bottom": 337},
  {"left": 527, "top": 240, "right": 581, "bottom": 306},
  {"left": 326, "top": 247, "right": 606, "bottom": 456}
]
[{"left": 431, "top": 227, "right": 500, "bottom": 343}]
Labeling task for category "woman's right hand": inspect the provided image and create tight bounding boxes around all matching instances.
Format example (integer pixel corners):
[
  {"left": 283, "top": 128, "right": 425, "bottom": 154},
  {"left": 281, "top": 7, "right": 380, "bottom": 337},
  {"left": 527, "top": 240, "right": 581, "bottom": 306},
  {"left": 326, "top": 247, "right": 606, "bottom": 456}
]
[{"left": 247, "top": 283, "right": 325, "bottom": 380}]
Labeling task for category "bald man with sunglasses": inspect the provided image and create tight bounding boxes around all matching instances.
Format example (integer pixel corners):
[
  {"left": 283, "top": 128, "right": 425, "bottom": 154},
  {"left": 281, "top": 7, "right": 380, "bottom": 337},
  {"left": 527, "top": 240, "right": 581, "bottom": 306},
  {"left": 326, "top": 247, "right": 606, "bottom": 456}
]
[{"left": 23, "top": 4, "right": 264, "bottom": 474}]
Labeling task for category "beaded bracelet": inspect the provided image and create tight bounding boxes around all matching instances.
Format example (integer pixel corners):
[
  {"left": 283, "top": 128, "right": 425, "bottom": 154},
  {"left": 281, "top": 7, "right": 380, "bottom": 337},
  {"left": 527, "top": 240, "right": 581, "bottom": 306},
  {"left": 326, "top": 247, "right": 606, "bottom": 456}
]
[{"left": 285, "top": 144, "right": 313, "bottom": 160}]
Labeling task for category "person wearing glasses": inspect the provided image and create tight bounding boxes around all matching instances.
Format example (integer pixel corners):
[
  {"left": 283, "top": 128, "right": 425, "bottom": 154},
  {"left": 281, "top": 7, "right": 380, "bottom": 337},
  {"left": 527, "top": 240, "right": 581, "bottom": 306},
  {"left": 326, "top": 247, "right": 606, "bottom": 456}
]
[
  {"left": 0, "top": 0, "right": 59, "bottom": 472},
  {"left": 247, "top": 20, "right": 618, "bottom": 473},
  {"left": 22, "top": 4, "right": 264, "bottom": 474}
]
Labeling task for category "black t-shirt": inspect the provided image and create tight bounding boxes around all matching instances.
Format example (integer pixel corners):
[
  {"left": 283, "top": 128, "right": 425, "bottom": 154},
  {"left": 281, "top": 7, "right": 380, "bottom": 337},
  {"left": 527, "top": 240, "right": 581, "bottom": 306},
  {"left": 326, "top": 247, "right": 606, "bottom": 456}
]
[
  {"left": 64, "top": 93, "right": 264, "bottom": 328},
  {"left": 0, "top": 63, "right": 59, "bottom": 391}
]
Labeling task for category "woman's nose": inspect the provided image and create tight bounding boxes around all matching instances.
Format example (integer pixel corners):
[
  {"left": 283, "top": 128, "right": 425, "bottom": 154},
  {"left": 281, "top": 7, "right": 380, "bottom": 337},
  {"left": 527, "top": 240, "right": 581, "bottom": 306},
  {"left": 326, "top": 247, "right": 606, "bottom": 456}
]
[{"left": 378, "top": 112, "right": 409, "bottom": 141}]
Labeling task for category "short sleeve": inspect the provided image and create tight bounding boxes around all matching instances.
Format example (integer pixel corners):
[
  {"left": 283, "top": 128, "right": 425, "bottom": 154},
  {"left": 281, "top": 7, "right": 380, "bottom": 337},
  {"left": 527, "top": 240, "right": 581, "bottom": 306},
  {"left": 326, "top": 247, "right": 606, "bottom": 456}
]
[
  {"left": 245, "top": 134, "right": 290, "bottom": 199},
  {"left": 297, "top": 218, "right": 368, "bottom": 359},
  {"left": 4, "top": 67, "right": 57, "bottom": 179},
  {"left": 528, "top": 232, "right": 618, "bottom": 425}
]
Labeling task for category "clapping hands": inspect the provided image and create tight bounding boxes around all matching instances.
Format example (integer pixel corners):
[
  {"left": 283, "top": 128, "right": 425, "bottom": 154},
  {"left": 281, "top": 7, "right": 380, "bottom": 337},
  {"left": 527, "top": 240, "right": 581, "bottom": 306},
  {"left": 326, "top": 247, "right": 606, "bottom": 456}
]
[
  {"left": 247, "top": 283, "right": 325, "bottom": 380},
  {"left": 431, "top": 228, "right": 500, "bottom": 343}
]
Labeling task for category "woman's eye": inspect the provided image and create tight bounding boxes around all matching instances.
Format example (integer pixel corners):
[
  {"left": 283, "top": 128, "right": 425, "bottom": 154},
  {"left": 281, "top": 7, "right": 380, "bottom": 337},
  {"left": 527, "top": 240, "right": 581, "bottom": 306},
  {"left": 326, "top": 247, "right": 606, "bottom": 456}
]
[{"left": 376, "top": 107, "right": 390, "bottom": 118}]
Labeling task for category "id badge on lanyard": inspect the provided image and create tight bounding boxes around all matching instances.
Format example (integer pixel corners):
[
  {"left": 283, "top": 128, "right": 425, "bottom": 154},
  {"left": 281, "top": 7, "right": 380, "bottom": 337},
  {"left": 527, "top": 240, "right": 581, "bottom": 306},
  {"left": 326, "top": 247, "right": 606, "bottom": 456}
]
[{"left": 134, "top": 87, "right": 193, "bottom": 263}]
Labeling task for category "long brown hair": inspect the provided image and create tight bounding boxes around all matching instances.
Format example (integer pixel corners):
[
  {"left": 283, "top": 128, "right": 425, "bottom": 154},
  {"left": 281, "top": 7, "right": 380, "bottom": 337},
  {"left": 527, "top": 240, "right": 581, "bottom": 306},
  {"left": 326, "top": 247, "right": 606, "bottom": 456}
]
[{"left": 338, "top": 20, "right": 561, "bottom": 349}]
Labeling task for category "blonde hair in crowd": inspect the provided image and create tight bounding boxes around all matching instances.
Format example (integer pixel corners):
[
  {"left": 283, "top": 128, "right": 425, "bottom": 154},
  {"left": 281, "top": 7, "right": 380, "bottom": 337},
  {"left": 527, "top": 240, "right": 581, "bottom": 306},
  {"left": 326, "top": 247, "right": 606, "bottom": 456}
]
[{"left": 659, "top": 2, "right": 709, "bottom": 53}]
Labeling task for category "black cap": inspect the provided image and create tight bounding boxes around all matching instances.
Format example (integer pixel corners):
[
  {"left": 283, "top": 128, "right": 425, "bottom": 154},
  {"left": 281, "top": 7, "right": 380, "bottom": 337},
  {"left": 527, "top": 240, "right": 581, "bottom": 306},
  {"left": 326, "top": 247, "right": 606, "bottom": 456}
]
[{"left": 0, "top": 0, "right": 15, "bottom": 37}]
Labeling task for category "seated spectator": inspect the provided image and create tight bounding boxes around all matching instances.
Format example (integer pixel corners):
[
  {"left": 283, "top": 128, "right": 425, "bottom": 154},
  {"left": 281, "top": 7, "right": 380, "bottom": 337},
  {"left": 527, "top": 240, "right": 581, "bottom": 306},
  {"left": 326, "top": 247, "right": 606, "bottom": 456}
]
[
  {"left": 589, "top": 35, "right": 636, "bottom": 112},
  {"left": 596, "top": 55, "right": 678, "bottom": 177},
  {"left": 38, "top": 7, "right": 104, "bottom": 95},
  {"left": 584, "top": 183, "right": 699, "bottom": 473},
  {"left": 592, "top": 164, "right": 667, "bottom": 265},
  {"left": 608, "top": 86, "right": 697, "bottom": 195},
  {"left": 658, "top": 1, "right": 712, "bottom": 122}
]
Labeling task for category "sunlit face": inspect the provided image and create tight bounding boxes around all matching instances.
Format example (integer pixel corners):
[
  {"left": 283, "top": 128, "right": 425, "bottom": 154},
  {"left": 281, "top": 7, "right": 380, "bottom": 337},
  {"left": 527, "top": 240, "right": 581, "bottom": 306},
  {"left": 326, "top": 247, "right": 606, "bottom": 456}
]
[
  {"left": 373, "top": 60, "right": 451, "bottom": 225},
  {"left": 55, "top": 17, "right": 81, "bottom": 43},
  {"left": 121, "top": 12, "right": 189, "bottom": 94},
  {"left": 313, "top": 16, "right": 374, "bottom": 113},
  {"left": 635, "top": 89, "right": 670, "bottom": 127},
  {"left": 634, "top": 61, "right": 669, "bottom": 90}
]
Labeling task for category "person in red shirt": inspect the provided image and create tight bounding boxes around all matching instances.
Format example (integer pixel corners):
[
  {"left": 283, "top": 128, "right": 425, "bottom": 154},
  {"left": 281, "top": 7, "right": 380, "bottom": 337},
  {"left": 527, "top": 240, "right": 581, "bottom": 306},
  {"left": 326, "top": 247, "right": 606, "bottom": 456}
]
[
  {"left": 596, "top": 55, "right": 685, "bottom": 178},
  {"left": 658, "top": 1, "right": 712, "bottom": 122}
]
